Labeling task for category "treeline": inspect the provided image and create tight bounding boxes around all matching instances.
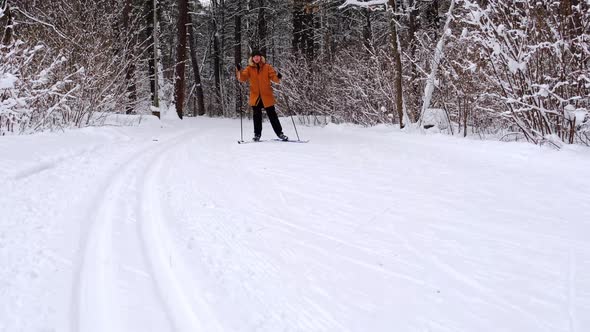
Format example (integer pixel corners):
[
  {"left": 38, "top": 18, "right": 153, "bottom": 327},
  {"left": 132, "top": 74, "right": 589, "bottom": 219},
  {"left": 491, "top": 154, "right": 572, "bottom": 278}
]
[{"left": 0, "top": 0, "right": 588, "bottom": 145}]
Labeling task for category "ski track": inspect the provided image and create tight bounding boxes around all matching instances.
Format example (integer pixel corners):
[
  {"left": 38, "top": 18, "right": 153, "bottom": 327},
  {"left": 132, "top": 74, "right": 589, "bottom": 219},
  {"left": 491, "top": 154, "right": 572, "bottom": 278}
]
[
  {"left": 154, "top": 119, "right": 590, "bottom": 332},
  {"left": 568, "top": 248, "right": 578, "bottom": 332},
  {"left": 138, "top": 131, "right": 224, "bottom": 332},
  {"left": 72, "top": 128, "right": 202, "bottom": 332},
  {"left": 159, "top": 134, "right": 351, "bottom": 332},
  {"left": 3, "top": 118, "right": 590, "bottom": 332},
  {"left": 10, "top": 145, "right": 105, "bottom": 180},
  {"left": 161, "top": 131, "right": 417, "bottom": 331}
]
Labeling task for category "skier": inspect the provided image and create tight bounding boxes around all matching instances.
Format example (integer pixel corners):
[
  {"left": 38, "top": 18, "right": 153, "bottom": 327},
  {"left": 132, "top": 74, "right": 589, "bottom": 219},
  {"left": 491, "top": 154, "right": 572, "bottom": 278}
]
[{"left": 236, "top": 50, "right": 288, "bottom": 142}]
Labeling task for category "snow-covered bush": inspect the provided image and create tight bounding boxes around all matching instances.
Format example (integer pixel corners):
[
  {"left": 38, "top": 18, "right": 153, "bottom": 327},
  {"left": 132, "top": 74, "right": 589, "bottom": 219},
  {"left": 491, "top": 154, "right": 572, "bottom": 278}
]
[
  {"left": 277, "top": 48, "right": 397, "bottom": 127},
  {"left": 336, "top": 0, "right": 589, "bottom": 145},
  {"left": 445, "top": 0, "right": 590, "bottom": 144},
  {"left": 0, "top": 41, "right": 80, "bottom": 135},
  {"left": 0, "top": 0, "right": 150, "bottom": 134}
]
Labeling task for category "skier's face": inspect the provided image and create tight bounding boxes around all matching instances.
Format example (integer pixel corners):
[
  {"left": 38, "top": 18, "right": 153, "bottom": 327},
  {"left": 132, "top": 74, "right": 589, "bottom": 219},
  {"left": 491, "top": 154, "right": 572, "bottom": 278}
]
[{"left": 253, "top": 55, "right": 261, "bottom": 63}]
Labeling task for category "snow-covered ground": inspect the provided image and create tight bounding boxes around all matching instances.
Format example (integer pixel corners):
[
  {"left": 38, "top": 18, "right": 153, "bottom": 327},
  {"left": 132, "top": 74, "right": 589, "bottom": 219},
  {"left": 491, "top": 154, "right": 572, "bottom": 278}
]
[{"left": 1, "top": 116, "right": 589, "bottom": 332}]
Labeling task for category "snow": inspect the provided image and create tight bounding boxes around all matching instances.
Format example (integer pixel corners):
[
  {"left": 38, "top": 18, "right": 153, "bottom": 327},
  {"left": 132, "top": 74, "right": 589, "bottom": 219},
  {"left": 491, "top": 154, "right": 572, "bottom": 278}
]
[
  {"left": 508, "top": 58, "right": 527, "bottom": 74},
  {"left": 0, "top": 73, "right": 17, "bottom": 89},
  {"left": 1, "top": 117, "right": 590, "bottom": 332},
  {"left": 421, "top": 108, "right": 450, "bottom": 130},
  {"left": 564, "top": 105, "right": 588, "bottom": 124}
]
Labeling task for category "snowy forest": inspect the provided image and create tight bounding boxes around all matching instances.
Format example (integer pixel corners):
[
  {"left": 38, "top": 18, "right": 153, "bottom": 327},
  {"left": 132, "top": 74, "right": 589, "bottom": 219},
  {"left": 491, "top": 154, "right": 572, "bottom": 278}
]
[{"left": 1, "top": 0, "right": 589, "bottom": 145}]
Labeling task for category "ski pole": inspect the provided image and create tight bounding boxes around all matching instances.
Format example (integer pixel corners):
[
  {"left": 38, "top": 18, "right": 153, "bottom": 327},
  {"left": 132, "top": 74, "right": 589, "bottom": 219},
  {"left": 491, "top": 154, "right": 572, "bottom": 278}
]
[
  {"left": 281, "top": 91, "right": 301, "bottom": 141},
  {"left": 240, "top": 107, "right": 243, "bottom": 142},
  {"left": 237, "top": 76, "right": 244, "bottom": 142},
  {"left": 290, "top": 114, "right": 300, "bottom": 141}
]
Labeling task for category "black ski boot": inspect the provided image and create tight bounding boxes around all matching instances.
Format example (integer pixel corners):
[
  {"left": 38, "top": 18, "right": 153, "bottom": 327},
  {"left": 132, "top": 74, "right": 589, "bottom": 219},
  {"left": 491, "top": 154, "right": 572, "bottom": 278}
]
[{"left": 278, "top": 134, "right": 288, "bottom": 141}]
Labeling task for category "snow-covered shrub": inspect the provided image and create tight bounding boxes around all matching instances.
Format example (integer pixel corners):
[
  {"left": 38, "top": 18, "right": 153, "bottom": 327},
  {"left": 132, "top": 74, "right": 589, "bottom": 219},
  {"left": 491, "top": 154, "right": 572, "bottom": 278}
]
[
  {"left": 0, "top": 41, "right": 81, "bottom": 135},
  {"left": 0, "top": 0, "right": 153, "bottom": 135},
  {"left": 277, "top": 48, "right": 397, "bottom": 127},
  {"left": 445, "top": 0, "right": 590, "bottom": 144}
]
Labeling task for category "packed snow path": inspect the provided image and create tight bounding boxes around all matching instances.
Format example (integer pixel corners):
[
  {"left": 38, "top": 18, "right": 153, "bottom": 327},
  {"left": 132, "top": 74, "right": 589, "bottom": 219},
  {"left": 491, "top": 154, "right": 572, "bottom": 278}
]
[{"left": 1, "top": 117, "right": 589, "bottom": 332}]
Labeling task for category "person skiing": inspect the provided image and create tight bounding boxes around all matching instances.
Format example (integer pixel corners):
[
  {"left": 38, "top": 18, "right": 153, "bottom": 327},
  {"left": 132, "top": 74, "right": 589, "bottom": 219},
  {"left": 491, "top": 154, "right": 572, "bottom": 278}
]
[{"left": 236, "top": 50, "right": 288, "bottom": 142}]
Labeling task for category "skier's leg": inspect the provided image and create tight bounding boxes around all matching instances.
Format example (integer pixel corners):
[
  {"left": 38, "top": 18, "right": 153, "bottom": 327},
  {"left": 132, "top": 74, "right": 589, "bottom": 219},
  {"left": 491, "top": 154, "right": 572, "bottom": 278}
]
[
  {"left": 252, "top": 99, "right": 263, "bottom": 138},
  {"left": 265, "top": 105, "right": 284, "bottom": 137}
]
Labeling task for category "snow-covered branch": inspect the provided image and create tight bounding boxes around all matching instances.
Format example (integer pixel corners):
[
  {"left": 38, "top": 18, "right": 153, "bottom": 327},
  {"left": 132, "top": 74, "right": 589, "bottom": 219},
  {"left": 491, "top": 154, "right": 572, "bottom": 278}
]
[
  {"left": 339, "top": 0, "right": 388, "bottom": 10},
  {"left": 12, "top": 7, "right": 69, "bottom": 41}
]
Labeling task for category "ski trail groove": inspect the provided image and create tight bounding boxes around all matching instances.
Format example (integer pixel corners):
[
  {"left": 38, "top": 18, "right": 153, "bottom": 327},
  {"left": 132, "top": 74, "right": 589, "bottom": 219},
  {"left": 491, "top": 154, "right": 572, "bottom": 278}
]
[
  {"left": 139, "top": 134, "right": 223, "bottom": 332},
  {"left": 72, "top": 130, "right": 196, "bottom": 332},
  {"left": 12, "top": 145, "right": 104, "bottom": 180},
  {"left": 568, "top": 248, "right": 578, "bottom": 332}
]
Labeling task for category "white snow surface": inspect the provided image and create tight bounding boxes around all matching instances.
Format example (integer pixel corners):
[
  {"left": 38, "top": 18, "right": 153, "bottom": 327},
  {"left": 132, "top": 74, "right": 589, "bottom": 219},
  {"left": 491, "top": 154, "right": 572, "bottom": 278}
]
[
  {"left": 1, "top": 116, "right": 590, "bottom": 332},
  {"left": 0, "top": 73, "right": 17, "bottom": 90}
]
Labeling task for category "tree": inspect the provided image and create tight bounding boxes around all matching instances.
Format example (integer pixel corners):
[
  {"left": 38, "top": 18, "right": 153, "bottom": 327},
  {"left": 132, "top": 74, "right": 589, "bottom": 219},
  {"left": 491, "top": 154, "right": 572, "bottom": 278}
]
[
  {"left": 208, "top": 0, "right": 225, "bottom": 115},
  {"left": 234, "top": 0, "right": 243, "bottom": 114},
  {"left": 293, "top": 0, "right": 316, "bottom": 60},
  {"left": 144, "top": 0, "right": 160, "bottom": 109},
  {"left": 122, "top": 0, "right": 137, "bottom": 114},
  {"left": 175, "top": 0, "right": 190, "bottom": 119},
  {"left": 257, "top": 0, "right": 267, "bottom": 52},
  {"left": 188, "top": 1, "right": 206, "bottom": 116},
  {"left": 417, "top": 0, "right": 455, "bottom": 125},
  {"left": 1, "top": 0, "right": 13, "bottom": 45},
  {"left": 388, "top": 0, "right": 407, "bottom": 128}
]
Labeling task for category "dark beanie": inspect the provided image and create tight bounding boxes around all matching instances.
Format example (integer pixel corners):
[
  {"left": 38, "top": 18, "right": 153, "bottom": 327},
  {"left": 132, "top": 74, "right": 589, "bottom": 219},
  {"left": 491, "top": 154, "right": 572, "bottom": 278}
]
[{"left": 250, "top": 50, "right": 263, "bottom": 57}]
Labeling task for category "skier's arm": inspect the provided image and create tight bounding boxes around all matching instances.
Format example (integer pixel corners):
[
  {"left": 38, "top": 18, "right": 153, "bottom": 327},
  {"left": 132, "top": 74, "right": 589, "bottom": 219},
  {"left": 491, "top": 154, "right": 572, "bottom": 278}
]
[
  {"left": 268, "top": 65, "right": 280, "bottom": 83},
  {"left": 237, "top": 66, "right": 250, "bottom": 82}
]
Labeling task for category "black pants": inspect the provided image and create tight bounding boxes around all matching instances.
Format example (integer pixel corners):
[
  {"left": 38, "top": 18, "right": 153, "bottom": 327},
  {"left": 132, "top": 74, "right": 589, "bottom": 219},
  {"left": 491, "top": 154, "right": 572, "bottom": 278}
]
[{"left": 252, "top": 98, "right": 283, "bottom": 137}]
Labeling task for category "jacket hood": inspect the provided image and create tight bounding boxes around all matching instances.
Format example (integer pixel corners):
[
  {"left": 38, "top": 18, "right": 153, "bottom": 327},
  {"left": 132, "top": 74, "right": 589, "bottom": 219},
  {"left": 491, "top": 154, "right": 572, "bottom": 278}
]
[{"left": 248, "top": 56, "right": 267, "bottom": 67}]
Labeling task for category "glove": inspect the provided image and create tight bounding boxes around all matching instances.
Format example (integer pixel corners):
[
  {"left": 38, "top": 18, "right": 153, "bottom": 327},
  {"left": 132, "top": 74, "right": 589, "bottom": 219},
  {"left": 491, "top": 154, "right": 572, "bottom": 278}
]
[
  {"left": 236, "top": 64, "right": 242, "bottom": 71},
  {"left": 277, "top": 72, "right": 282, "bottom": 79}
]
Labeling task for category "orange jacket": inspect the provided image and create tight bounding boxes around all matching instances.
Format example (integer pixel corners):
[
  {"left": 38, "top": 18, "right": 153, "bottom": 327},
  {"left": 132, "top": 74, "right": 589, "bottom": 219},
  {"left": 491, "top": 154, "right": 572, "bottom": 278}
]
[{"left": 237, "top": 56, "right": 280, "bottom": 107}]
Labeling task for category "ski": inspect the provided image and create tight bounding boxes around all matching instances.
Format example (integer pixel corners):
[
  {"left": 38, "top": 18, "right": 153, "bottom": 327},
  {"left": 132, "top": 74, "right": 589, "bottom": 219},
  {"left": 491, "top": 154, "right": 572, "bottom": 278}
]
[
  {"left": 237, "top": 140, "right": 268, "bottom": 144},
  {"left": 237, "top": 139, "right": 309, "bottom": 144},
  {"left": 271, "top": 139, "right": 309, "bottom": 143}
]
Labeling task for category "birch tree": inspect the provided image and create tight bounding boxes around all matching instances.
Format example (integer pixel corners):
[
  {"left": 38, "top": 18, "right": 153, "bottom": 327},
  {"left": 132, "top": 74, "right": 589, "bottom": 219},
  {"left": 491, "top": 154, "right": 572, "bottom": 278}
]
[{"left": 417, "top": 0, "right": 455, "bottom": 125}]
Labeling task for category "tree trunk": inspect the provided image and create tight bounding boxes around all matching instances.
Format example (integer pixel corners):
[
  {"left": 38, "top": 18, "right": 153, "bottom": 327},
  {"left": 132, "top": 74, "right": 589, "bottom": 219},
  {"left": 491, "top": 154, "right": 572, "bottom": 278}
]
[
  {"left": 144, "top": 0, "right": 158, "bottom": 107},
  {"left": 363, "top": 8, "right": 372, "bottom": 51},
  {"left": 292, "top": 0, "right": 303, "bottom": 55},
  {"left": 293, "top": 0, "right": 315, "bottom": 61},
  {"left": 174, "top": 0, "right": 189, "bottom": 119},
  {"left": 389, "top": 0, "right": 406, "bottom": 128},
  {"left": 210, "top": 0, "right": 222, "bottom": 115},
  {"left": 418, "top": 0, "right": 455, "bottom": 125},
  {"left": 257, "top": 0, "right": 266, "bottom": 52},
  {"left": 406, "top": 0, "right": 419, "bottom": 121},
  {"left": 188, "top": 4, "right": 205, "bottom": 116},
  {"left": 1, "top": 0, "right": 13, "bottom": 45},
  {"left": 303, "top": 1, "right": 315, "bottom": 61},
  {"left": 220, "top": 0, "right": 226, "bottom": 115},
  {"left": 234, "top": 0, "right": 243, "bottom": 114},
  {"left": 122, "top": 0, "right": 136, "bottom": 114},
  {"left": 293, "top": 0, "right": 312, "bottom": 58},
  {"left": 213, "top": 22, "right": 222, "bottom": 115}
]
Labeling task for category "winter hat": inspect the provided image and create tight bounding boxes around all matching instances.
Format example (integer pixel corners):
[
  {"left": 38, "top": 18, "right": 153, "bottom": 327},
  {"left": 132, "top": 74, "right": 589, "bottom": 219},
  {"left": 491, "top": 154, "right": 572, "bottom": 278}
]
[{"left": 250, "top": 50, "right": 263, "bottom": 57}]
